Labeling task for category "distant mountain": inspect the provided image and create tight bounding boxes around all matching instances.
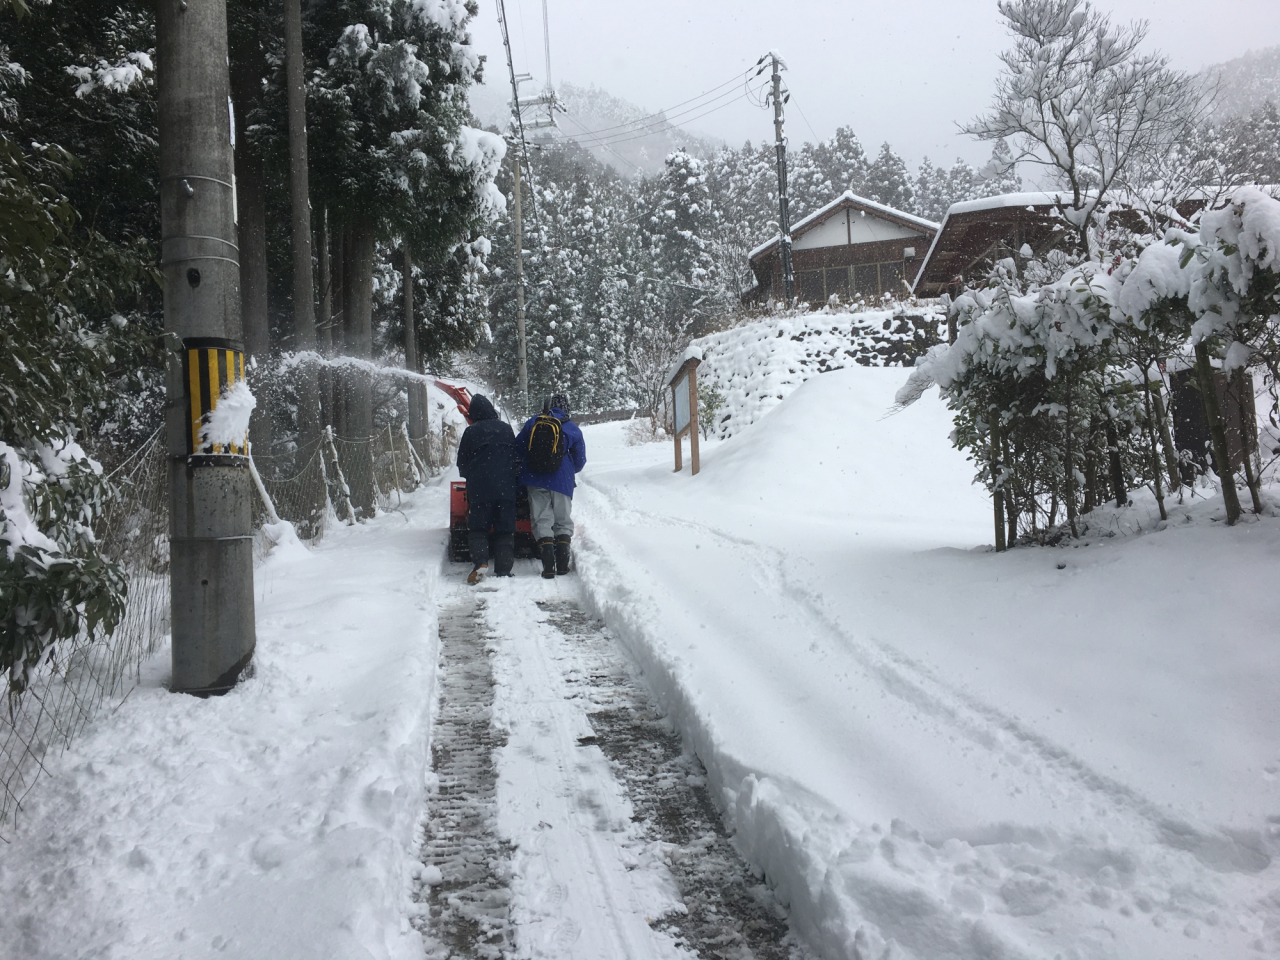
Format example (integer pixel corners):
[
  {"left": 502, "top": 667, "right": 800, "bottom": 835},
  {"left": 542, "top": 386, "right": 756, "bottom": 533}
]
[
  {"left": 465, "top": 78, "right": 722, "bottom": 177},
  {"left": 1201, "top": 46, "right": 1280, "bottom": 120},
  {"left": 552, "top": 82, "right": 722, "bottom": 176}
]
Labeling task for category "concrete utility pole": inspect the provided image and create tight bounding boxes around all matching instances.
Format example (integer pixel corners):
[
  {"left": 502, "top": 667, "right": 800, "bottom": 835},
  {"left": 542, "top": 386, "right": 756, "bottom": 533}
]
[
  {"left": 157, "top": 0, "right": 256, "bottom": 695},
  {"left": 770, "top": 53, "right": 795, "bottom": 306},
  {"left": 511, "top": 153, "right": 530, "bottom": 416}
]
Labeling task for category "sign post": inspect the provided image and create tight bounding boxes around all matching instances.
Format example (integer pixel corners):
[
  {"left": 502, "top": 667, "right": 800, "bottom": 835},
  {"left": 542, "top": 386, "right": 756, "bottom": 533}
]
[{"left": 668, "top": 354, "right": 701, "bottom": 475}]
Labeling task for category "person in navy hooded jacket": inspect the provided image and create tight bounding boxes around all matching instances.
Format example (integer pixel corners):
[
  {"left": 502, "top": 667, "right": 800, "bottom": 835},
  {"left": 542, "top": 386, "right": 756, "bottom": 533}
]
[
  {"left": 456, "top": 394, "right": 518, "bottom": 584},
  {"left": 515, "top": 393, "right": 586, "bottom": 578}
]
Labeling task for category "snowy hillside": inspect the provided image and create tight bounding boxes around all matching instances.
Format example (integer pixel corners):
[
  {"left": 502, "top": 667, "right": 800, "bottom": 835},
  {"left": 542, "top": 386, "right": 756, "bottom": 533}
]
[
  {"left": 554, "top": 82, "right": 722, "bottom": 175},
  {"left": 694, "top": 307, "right": 946, "bottom": 437},
  {"left": 1201, "top": 45, "right": 1280, "bottom": 120},
  {"left": 465, "top": 77, "right": 722, "bottom": 176}
]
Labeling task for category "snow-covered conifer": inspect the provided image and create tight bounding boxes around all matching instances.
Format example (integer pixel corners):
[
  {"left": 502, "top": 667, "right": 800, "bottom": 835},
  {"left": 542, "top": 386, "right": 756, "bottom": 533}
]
[{"left": 865, "top": 142, "right": 913, "bottom": 212}]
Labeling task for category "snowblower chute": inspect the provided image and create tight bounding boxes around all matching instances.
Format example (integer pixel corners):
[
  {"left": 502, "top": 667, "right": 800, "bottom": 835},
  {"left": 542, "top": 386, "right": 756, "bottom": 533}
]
[{"left": 440, "top": 381, "right": 535, "bottom": 563}]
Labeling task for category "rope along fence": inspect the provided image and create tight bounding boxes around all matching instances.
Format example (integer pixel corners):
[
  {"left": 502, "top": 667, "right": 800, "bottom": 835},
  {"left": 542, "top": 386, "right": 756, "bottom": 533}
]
[{"left": 2, "top": 416, "right": 457, "bottom": 835}]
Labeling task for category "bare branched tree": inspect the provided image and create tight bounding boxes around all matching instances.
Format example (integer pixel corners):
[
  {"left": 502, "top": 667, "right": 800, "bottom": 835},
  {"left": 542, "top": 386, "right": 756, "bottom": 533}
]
[
  {"left": 626, "top": 320, "right": 690, "bottom": 432},
  {"left": 965, "top": 0, "right": 1207, "bottom": 251}
]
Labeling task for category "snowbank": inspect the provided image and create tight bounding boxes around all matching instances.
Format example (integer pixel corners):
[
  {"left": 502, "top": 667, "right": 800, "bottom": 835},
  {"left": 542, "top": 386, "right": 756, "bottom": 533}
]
[{"left": 573, "top": 366, "right": 1280, "bottom": 960}]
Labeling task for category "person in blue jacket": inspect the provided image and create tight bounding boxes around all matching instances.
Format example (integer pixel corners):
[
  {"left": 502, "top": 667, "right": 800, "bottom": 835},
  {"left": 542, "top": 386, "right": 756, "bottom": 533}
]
[
  {"left": 515, "top": 393, "right": 586, "bottom": 579},
  {"left": 456, "top": 394, "right": 518, "bottom": 584}
]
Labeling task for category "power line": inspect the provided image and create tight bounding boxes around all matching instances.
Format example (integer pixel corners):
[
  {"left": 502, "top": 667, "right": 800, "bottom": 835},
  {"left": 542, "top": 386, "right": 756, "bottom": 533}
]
[
  {"left": 557, "top": 69, "right": 753, "bottom": 141},
  {"left": 565, "top": 80, "right": 767, "bottom": 149},
  {"left": 557, "top": 109, "right": 646, "bottom": 175},
  {"left": 596, "top": 92, "right": 763, "bottom": 149},
  {"left": 787, "top": 88, "right": 823, "bottom": 146}
]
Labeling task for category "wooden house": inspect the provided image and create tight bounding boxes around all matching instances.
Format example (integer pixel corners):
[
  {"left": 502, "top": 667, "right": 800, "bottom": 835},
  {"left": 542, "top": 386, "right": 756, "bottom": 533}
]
[
  {"left": 909, "top": 191, "right": 1208, "bottom": 298},
  {"left": 910, "top": 192, "right": 1078, "bottom": 299},
  {"left": 745, "top": 192, "right": 939, "bottom": 306}
]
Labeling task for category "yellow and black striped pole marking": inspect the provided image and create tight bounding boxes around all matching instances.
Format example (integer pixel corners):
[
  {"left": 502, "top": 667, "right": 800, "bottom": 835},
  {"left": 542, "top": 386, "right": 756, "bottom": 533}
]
[{"left": 183, "top": 337, "right": 248, "bottom": 456}]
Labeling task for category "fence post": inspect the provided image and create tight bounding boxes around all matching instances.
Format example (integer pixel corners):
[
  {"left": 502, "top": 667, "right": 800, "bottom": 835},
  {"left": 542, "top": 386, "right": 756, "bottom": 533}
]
[
  {"left": 246, "top": 443, "right": 282, "bottom": 525},
  {"left": 400, "top": 420, "right": 423, "bottom": 486},
  {"left": 387, "top": 422, "right": 402, "bottom": 506},
  {"left": 314, "top": 428, "right": 335, "bottom": 537},
  {"left": 324, "top": 425, "right": 355, "bottom": 524},
  {"left": 368, "top": 437, "right": 383, "bottom": 512}
]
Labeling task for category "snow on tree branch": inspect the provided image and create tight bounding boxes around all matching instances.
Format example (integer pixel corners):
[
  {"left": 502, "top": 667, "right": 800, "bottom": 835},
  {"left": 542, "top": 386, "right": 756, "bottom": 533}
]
[{"left": 66, "top": 51, "right": 152, "bottom": 98}]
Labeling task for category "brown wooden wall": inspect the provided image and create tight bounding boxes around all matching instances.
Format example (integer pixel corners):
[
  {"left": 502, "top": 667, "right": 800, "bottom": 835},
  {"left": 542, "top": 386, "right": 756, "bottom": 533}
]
[{"left": 751, "top": 232, "right": 932, "bottom": 303}]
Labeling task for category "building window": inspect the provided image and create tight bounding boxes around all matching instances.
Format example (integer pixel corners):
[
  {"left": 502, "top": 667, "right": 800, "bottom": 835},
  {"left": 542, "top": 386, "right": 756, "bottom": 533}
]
[
  {"left": 854, "top": 264, "right": 879, "bottom": 298},
  {"left": 798, "top": 270, "right": 824, "bottom": 303},
  {"left": 852, "top": 262, "right": 907, "bottom": 300},
  {"left": 825, "top": 267, "right": 849, "bottom": 298}
]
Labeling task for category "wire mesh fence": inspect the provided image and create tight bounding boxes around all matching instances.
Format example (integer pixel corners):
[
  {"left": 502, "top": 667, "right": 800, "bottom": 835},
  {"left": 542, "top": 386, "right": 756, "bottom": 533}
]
[
  {"left": 1, "top": 415, "right": 458, "bottom": 836},
  {"left": 1, "top": 430, "right": 170, "bottom": 834}
]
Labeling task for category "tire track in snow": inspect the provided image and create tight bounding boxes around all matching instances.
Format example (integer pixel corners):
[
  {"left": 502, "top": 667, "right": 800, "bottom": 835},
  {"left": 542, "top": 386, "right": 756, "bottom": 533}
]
[
  {"left": 412, "top": 594, "right": 515, "bottom": 959},
  {"left": 418, "top": 567, "right": 813, "bottom": 959},
  {"left": 537, "top": 598, "right": 815, "bottom": 960}
]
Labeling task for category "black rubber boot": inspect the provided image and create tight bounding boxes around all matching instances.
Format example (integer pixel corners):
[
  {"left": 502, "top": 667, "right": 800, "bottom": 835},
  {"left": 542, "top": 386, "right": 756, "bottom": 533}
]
[
  {"left": 538, "top": 538, "right": 556, "bottom": 579},
  {"left": 467, "top": 530, "right": 489, "bottom": 568},
  {"left": 492, "top": 534, "right": 515, "bottom": 577},
  {"left": 554, "top": 536, "right": 572, "bottom": 575}
]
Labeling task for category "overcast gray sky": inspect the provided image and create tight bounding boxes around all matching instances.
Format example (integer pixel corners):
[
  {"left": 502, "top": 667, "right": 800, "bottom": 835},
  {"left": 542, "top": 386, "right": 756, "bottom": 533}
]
[{"left": 469, "top": 0, "right": 1280, "bottom": 170}]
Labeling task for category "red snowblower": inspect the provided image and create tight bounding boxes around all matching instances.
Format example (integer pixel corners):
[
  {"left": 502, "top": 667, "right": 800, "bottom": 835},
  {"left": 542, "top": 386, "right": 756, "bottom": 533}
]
[{"left": 436, "top": 381, "right": 536, "bottom": 563}]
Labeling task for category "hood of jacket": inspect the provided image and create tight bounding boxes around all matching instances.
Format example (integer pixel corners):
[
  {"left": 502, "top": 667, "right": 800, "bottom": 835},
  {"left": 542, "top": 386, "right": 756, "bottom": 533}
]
[{"left": 469, "top": 394, "right": 498, "bottom": 422}]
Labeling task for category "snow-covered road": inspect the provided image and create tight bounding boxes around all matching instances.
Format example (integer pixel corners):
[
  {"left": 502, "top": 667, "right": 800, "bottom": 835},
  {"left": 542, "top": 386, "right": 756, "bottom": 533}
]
[
  {"left": 2, "top": 364, "right": 1277, "bottom": 960},
  {"left": 417, "top": 570, "right": 811, "bottom": 959}
]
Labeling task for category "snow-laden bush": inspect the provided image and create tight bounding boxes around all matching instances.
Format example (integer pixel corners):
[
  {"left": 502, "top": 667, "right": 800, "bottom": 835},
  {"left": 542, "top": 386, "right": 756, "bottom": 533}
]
[
  {"left": 0, "top": 132, "right": 130, "bottom": 692},
  {"left": 900, "top": 186, "right": 1280, "bottom": 543}
]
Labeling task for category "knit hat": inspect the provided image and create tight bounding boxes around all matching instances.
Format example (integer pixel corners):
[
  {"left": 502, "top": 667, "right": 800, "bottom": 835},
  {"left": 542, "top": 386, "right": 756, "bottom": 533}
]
[{"left": 550, "top": 393, "right": 570, "bottom": 416}]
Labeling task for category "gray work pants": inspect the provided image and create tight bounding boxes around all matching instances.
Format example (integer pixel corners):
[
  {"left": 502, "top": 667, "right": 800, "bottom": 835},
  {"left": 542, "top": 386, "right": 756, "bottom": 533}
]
[{"left": 528, "top": 486, "right": 573, "bottom": 540}]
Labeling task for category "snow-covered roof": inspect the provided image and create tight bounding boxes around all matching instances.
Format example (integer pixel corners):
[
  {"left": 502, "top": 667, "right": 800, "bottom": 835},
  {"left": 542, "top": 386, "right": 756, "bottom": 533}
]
[
  {"left": 666, "top": 345, "right": 704, "bottom": 386},
  {"left": 942, "top": 191, "right": 1076, "bottom": 217},
  {"left": 749, "top": 191, "right": 940, "bottom": 261},
  {"left": 911, "top": 192, "right": 1083, "bottom": 293}
]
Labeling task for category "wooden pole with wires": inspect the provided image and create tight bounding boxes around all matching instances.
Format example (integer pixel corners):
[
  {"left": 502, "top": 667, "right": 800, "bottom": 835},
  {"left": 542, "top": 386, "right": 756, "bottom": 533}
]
[
  {"left": 497, "top": 0, "right": 530, "bottom": 417},
  {"left": 770, "top": 53, "right": 795, "bottom": 306}
]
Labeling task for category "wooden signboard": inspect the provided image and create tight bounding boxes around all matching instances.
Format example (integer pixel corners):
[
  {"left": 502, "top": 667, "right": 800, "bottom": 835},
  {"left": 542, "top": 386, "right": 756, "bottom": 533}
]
[{"left": 668, "top": 355, "right": 701, "bottom": 475}]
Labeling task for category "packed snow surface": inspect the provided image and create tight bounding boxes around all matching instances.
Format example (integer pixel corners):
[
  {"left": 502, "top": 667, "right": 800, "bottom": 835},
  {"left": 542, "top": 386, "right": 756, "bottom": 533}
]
[{"left": 1, "top": 367, "right": 1277, "bottom": 959}]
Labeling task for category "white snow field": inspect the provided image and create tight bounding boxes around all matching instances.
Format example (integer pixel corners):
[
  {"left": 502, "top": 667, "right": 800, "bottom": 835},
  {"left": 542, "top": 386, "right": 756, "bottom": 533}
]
[
  {"left": 571, "top": 368, "right": 1280, "bottom": 960},
  {"left": 0, "top": 365, "right": 1277, "bottom": 960}
]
